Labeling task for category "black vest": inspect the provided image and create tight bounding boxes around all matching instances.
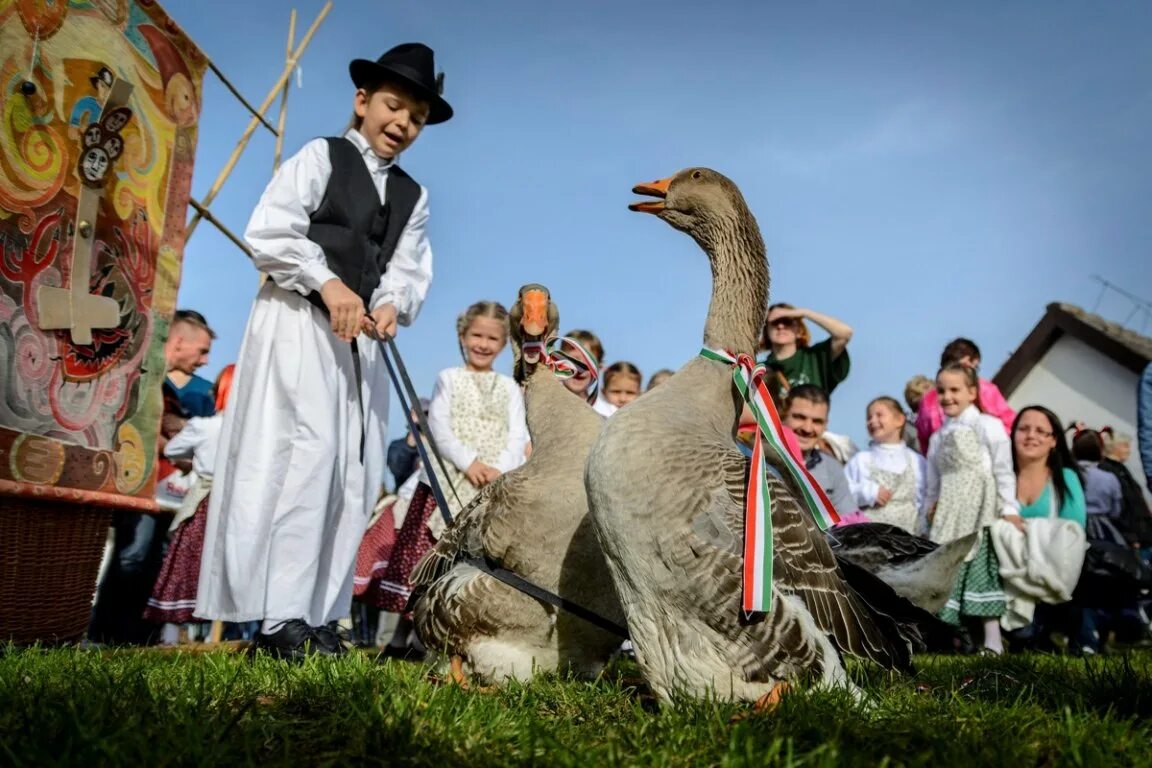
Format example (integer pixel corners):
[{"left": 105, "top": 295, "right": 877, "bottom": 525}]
[{"left": 305, "top": 136, "right": 421, "bottom": 314}]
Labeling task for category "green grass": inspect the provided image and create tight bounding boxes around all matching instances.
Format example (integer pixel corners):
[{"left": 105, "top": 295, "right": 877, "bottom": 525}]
[{"left": 1, "top": 647, "right": 1149, "bottom": 767}]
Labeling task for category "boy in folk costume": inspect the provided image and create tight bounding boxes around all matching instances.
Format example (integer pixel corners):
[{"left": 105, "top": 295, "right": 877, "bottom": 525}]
[{"left": 196, "top": 44, "right": 453, "bottom": 658}]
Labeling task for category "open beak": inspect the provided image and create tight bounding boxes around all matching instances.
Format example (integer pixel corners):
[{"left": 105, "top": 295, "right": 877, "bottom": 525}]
[
  {"left": 629, "top": 176, "right": 672, "bottom": 214},
  {"left": 520, "top": 288, "right": 549, "bottom": 337}
]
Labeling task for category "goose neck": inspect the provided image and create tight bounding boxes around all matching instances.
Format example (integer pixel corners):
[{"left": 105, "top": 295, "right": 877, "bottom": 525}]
[{"left": 698, "top": 216, "right": 768, "bottom": 355}]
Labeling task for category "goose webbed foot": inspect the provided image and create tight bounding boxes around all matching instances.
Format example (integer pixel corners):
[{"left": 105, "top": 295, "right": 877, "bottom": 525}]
[
  {"left": 431, "top": 655, "right": 497, "bottom": 693},
  {"left": 753, "top": 681, "right": 791, "bottom": 713},
  {"left": 731, "top": 681, "right": 793, "bottom": 721},
  {"left": 450, "top": 654, "right": 470, "bottom": 689}
]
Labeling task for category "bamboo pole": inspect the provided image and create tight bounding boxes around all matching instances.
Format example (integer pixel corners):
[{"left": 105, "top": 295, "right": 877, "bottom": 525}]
[
  {"left": 206, "top": 59, "right": 278, "bottom": 136},
  {"left": 184, "top": 0, "right": 332, "bottom": 240},
  {"left": 188, "top": 198, "right": 252, "bottom": 257},
  {"left": 272, "top": 9, "right": 297, "bottom": 172}
]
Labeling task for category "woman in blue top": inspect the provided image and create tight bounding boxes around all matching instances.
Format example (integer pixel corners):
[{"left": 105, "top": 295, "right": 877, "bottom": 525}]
[
  {"left": 1011, "top": 406, "right": 1085, "bottom": 528},
  {"left": 1010, "top": 405, "right": 1086, "bottom": 651}
]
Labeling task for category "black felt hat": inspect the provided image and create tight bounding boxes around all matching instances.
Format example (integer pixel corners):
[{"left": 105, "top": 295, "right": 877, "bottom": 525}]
[{"left": 350, "top": 43, "right": 453, "bottom": 124}]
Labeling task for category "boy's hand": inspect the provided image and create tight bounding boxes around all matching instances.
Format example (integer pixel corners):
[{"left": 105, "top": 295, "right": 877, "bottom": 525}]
[
  {"left": 320, "top": 279, "right": 363, "bottom": 342},
  {"left": 875, "top": 486, "right": 893, "bottom": 506},
  {"left": 361, "top": 303, "right": 399, "bottom": 340}
]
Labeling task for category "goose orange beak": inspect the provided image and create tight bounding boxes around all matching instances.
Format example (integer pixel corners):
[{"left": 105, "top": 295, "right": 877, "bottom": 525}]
[
  {"left": 520, "top": 288, "right": 549, "bottom": 337},
  {"left": 629, "top": 176, "right": 672, "bottom": 214}
]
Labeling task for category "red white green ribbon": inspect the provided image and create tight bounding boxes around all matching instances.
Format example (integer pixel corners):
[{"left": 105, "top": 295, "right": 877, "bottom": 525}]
[
  {"left": 700, "top": 346, "right": 840, "bottom": 612},
  {"left": 523, "top": 336, "right": 600, "bottom": 403}
]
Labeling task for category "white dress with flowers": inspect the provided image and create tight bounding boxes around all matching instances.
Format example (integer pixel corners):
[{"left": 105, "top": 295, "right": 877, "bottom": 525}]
[
  {"left": 845, "top": 442, "right": 926, "bottom": 534},
  {"left": 421, "top": 367, "right": 529, "bottom": 537},
  {"left": 924, "top": 405, "right": 1018, "bottom": 622}
]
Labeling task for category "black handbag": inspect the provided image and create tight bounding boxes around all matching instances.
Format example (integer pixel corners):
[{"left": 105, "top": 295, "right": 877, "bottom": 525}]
[{"left": 1082, "top": 514, "right": 1152, "bottom": 588}]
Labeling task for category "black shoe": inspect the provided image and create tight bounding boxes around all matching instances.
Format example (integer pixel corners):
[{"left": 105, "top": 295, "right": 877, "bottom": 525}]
[
  {"left": 312, "top": 622, "right": 349, "bottom": 656},
  {"left": 252, "top": 619, "right": 333, "bottom": 660}
]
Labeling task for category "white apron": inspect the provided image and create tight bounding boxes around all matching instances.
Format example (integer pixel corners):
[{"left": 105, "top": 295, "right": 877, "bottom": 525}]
[
  {"left": 929, "top": 425, "right": 997, "bottom": 562},
  {"left": 425, "top": 369, "right": 510, "bottom": 539},
  {"left": 195, "top": 281, "right": 388, "bottom": 625},
  {"left": 868, "top": 460, "right": 919, "bottom": 534}
]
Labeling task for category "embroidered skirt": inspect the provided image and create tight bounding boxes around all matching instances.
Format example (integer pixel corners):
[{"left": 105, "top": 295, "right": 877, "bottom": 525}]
[
  {"left": 353, "top": 501, "right": 397, "bottom": 604},
  {"left": 143, "top": 495, "right": 210, "bottom": 624},
  {"left": 373, "top": 483, "right": 438, "bottom": 614},
  {"left": 939, "top": 528, "right": 1005, "bottom": 623}
]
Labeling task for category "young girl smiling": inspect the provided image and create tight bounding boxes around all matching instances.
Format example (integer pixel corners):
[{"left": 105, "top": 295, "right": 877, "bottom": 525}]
[
  {"left": 374, "top": 300, "right": 528, "bottom": 656},
  {"left": 925, "top": 364, "right": 1019, "bottom": 653},
  {"left": 845, "top": 396, "right": 927, "bottom": 534}
]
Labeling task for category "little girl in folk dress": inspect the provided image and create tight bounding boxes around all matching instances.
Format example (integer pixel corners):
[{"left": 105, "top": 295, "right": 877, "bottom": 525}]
[
  {"left": 144, "top": 365, "right": 235, "bottom": 631},
  {"left": 373, "top": 300, "right": 529, "bottom": 656},
  {"left": 845, "top": 396, "right": 927, "bottom": 534},
  {"left": 926, "top": 364, "right": 1020, "bottom": 654}
]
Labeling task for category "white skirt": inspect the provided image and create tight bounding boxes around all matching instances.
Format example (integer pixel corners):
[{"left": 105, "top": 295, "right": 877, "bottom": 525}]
[{"left": 195, "top": 281, "right": 389, "bottom": 625}]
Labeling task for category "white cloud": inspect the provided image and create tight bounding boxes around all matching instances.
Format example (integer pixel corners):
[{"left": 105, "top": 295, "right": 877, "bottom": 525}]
[{"left": 763, "top": 99, "right": 979, "bottom": 178}]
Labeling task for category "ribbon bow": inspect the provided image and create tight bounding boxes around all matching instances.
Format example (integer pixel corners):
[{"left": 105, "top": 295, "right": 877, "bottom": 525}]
[
  {"left": 700, "top": 347, "right": 840, "bottom": 613},
  {"left": 522, "top": 336, "right": 601, "bottom": 403}
]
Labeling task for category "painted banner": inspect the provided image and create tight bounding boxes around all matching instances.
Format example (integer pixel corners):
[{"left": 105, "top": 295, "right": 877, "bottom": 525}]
[{"left": 1, "top": 0, "right": 206, "bottom": 510}]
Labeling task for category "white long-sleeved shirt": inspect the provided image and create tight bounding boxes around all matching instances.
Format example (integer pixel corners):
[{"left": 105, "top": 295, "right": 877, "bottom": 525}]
[
  {"left": 925, "top": 405, "right": 1019, "bottom": 517},
  {"left": 424, "top": 368, "right": 529, "bottom": 476},
  {"left": 845, "top": 441, "right": 927, "bottom": 512},
  {"left": 243, "top": 129, "right": 432, "bottom": 325},
  {"left": 164, "top": 414, "right": 223, "bottom": 479},
  {"left": 592, "top": 396, "right": 617, "bottom": 418}
]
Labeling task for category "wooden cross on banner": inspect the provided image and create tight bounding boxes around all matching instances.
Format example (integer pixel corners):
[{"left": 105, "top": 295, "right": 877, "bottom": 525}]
[{"left": 36, "top": 78, "right": 134, "bottom": 346}]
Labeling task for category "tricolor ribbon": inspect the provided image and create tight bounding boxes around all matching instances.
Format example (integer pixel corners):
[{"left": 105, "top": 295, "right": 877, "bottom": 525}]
[
  {"left": 524, "top": 336, "right": 601, "bottom": 403},
  {"left": 699, "top": 347, "right": 840, "bottom": 612}
]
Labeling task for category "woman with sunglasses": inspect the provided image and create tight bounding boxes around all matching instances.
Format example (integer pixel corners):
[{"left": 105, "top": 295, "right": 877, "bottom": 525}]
[{"left": 758, "top": 303, "right": 854, "bottom": 396}]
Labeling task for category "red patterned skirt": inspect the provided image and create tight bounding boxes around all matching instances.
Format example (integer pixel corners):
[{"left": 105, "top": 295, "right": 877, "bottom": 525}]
[
  {"left": 143, "top": 495, "right": 209, "bottom": 624},
  {"left": 353, "top": 500, "right": 398, "bottom": 605},
  {"left": 372, "top": 482, "right": 438, "bottom": 614}
]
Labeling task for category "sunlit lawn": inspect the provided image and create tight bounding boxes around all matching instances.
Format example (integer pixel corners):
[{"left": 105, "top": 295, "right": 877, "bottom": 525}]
[{"left": 1, "top": 646, "right": 1149, "bottom": 766}]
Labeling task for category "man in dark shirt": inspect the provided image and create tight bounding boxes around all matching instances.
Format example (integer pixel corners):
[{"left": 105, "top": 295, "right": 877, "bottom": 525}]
[{"left": 163, "top": 309, "right": 217, "bottom": 417}]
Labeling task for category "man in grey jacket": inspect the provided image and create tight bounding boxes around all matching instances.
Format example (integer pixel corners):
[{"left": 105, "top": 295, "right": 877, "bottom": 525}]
[{"left": 782, "top": 384, "right": 857, "bottom": 518}]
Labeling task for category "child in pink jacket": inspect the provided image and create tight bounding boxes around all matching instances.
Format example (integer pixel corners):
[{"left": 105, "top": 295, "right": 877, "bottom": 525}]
[{"left": 917, "top": 338, "right": 1015, "bottom": 453}]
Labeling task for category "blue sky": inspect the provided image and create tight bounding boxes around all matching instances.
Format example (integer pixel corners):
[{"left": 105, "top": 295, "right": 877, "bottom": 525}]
[{"left": 170, "top": 0, "right": 1149, "bottom": 449}]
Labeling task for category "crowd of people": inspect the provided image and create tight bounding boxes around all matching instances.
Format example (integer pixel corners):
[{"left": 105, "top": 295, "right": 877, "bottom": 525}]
[
  {"left": 84, "top": 41, "right": 1152, "bottom": 663},
  {"left": 89, "top": 294, "right": 1152, "bottom": 660},
  {"left": 756, "top": 325, "right": 1152, "bottom": 655}
]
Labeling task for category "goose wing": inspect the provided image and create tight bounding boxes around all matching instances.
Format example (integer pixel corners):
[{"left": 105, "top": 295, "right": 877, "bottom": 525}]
[
  {"left": 827, "top": 522, "right": 939, "bottom": 567},
  {"left": 668, "top": 443, "right": 913, "bottom": 672},
  {"left": 410, "top": 486, "right": 489, "bottom": 588},
  {"left": 410, "top": 476, "right": 524, "bottom": 588}
]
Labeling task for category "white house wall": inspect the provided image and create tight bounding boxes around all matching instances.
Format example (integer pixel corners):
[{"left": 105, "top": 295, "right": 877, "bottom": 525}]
[{"left": 1007, "top": 334, "right": 1149, "bottom": 502}]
